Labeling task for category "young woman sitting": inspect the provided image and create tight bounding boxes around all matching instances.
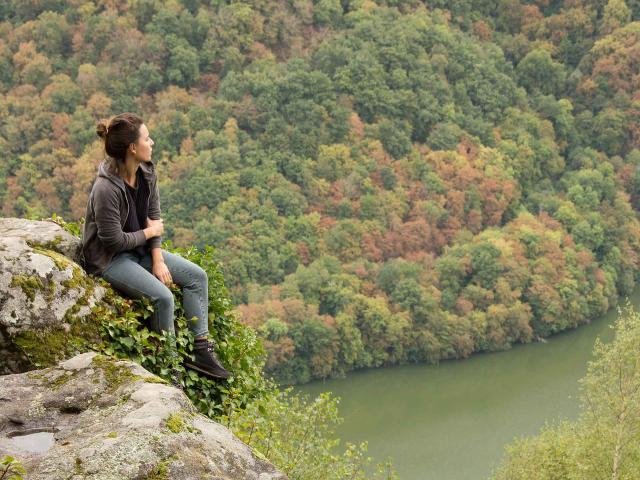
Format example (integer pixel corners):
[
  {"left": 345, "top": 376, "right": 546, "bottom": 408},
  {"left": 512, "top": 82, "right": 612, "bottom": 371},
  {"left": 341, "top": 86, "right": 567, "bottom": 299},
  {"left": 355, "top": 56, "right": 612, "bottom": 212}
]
[{"left": 81, "top": 112, "right": 231, "bottom": 382}]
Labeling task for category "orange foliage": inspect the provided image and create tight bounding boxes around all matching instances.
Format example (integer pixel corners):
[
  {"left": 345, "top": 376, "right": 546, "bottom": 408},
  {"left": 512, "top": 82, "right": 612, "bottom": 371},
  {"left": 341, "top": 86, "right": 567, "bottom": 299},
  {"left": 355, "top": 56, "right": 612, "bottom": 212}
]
[
  {"left": 576, "top": 77, "right": 598, "bottom": 98},
  {"left": 35, "top": 178, "right": 61, "bottom": 212},
  {"left": 441, "top": 217, "right": 462, "bottom": 244},
  {"left": 379, "top": 218, "right": 434, "bottom": 260},
  {"left": 446, "top": 190, "right": 466, "bottom": 217},
  {"left": 1, "top": 177, "right": 23, "bottom": 215},
  {"left": 472, "top": 20, "right": 492, "bottom": 41},
  {"left": 262, "top": 337, "right": 295, "bottom": 371},
  {"left": 406, "top": 182, "right": 428, "bottom": 205},
  {"left": 86, "top": 93, "right": 112, "bottom": 117},
  {"left": 365, "top": 139, "right": 390, "bottom": 165},
  {"left": 50, "top": 113, "right": 72, "bottom": 148},
  {"left": 248, "top": 41, "right": 272, "bottom": 61},
  {"left": 348, "top": 112, "right": 365, "bottom": 141},
  {"left": 180, "top": 137, "right": 195, "bottom": 156},
  {"left": 538, "top": 211, "right": 563, "bottom": 231},
  {"left": 296, "top": 242, "right": 311, "bottom": 265},
  {"left": 197, "top": 73, "right": 220, "bottom": 93},
  {"left": 576, "top": 249, "right": 594, "bottom": 268},
  {"left": 616, "top": 163, "right": 635, "bottom": 190},
  {"left": 455, "top": 296, "right": 474, "bottom": 315},
  {"left": 361, "top": 280, "right": 378, "bottom": 296},
  {"left": 361, "top": 231, "right": 384, "bottom": 262},
  {"left": 466, "top": 209, "right": 483, "bottom": 233},
  {"left": 521, "top": 5, "right": 544, "bottom": 30},
  {"left": 456, "top": 136, "right": 479, "bottom": 161},
  {"left": 452, "top": 332, "right": 475, "bottom": 358},
  {"left": 318, "top": 215, "right": 337, "bottom": 231},
  {"left": 580, "top": 24, "right": 640, "bottom": 105}
]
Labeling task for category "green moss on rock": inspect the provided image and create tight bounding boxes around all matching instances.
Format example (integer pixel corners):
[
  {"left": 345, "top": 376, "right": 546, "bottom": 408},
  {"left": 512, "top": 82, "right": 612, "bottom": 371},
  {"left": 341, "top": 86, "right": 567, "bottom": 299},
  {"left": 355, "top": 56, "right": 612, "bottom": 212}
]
[
  {"left": 61, "top": 264, "right": 95, "bottom": 304},
  {"left": 91, "top": 354, "right": 144, "bottom": 393},
  {"left": 165, "top": 413, "right": 187, "bottom": 433},
  {"left": 8, "top": 245, "right": 106, "bottom": 370},
  {"left": 13, "top": 307, "right": 104, "bottom": 370},
  {"left": 164, "top": 410, "right": 200, "bottom": 434},
  {"left": 30, "top": 245, "right": 72, "bottom": 271},
  {"left": 143, "top": 376, "right": 170, "bottom": 385},
  {"left": 14, "top": 329, "right": 71, "bottom": 369},
  {"left": 145, "top": 461, "right": 169, "bottom": 480},
  {"left": 48, "top": 370, "right": 77, "bottom": 390},
  {"left": 74, "top": 457, "right": 84, "bottom": 475},
  {"left": 25, "top": 371, "right": 49, "bottom": 382},
  {"left": 10, "top": 274, "right": 44, "bottom": 302},
  {"left": 20, "top": 246, "right": 93, "bottom": 307},
  {"left": 26, "top": 235, "right": 64, "bottom": 253},
  {"left": 144, "top": 454, "right": 178, "bottom": 480}
]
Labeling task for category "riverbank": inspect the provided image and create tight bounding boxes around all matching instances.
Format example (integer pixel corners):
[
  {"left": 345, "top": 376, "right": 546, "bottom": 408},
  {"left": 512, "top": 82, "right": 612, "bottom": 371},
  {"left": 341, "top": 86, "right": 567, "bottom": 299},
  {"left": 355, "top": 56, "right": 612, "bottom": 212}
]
[{"left": 297, "top": 288, "right": 640, "bottom": 479}]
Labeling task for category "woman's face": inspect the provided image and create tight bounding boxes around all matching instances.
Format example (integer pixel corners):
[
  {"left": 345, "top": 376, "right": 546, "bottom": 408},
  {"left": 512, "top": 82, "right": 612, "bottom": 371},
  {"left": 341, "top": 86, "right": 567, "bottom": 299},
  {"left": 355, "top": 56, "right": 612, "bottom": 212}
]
[{"left": 131, "top": 123, "right": 154, "bottom": 162}]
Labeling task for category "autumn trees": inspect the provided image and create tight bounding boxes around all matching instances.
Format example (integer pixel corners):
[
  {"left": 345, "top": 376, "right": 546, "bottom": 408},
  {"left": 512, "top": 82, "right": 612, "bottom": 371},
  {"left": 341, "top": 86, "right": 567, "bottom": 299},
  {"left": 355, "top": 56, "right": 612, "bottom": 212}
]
[{"left": 1, "top": 0, "right": 640, "bottom": 384}]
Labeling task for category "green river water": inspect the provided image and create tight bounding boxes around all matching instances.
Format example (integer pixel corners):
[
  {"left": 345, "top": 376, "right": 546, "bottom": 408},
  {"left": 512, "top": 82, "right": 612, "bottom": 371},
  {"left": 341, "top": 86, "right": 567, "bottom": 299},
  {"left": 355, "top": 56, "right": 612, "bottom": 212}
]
[{"left": 296, "top": 288, "right": 640, "bottom": 480}]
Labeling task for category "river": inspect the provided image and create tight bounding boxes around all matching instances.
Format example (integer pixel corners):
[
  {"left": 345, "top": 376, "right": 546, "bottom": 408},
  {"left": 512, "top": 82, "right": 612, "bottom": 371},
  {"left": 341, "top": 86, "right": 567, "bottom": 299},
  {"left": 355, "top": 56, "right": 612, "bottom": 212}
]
[{"left": 296, "top": 289, "right": 640, "bottom": 480}]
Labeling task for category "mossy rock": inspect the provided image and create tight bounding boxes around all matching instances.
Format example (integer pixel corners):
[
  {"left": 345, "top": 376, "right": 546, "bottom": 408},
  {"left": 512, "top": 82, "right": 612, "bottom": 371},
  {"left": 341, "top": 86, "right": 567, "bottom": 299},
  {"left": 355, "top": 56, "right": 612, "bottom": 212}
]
[
  {"left": 0, "top": 352, "right": 288, "bottom": 480},
  {"left": 12, "top": 311, "right": 104, "bottom": 371},
  {"left": 0, "top": 218, "right": 83, "bottom": 261},
  {"left": 0, "top": 218, "right": 107, "bottom": 374}
]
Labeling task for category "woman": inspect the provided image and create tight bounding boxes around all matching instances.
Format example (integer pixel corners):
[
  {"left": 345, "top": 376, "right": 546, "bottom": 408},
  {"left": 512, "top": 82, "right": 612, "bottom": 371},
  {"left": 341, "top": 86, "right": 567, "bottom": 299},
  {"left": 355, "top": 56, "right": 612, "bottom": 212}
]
[{"left": 81, "top": 112, "right": 231, "bottom": 381}]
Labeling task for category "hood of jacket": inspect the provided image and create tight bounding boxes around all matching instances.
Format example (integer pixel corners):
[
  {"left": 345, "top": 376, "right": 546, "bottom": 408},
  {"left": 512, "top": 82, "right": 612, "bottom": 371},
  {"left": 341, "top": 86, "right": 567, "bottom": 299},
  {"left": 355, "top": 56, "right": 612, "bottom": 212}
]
[
  {"left": 98, "top": 157, "right": 156, "bottom": 193},
  {"left": 80, "top": 157, "right": 160, "bottom": 275}
]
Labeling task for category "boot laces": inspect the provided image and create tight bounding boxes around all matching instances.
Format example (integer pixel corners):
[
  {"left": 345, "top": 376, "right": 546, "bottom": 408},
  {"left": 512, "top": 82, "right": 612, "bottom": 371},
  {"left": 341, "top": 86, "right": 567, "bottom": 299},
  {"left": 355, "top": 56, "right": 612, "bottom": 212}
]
[{"left": 200, "top": 339, "right": 220, "bottom": 361}]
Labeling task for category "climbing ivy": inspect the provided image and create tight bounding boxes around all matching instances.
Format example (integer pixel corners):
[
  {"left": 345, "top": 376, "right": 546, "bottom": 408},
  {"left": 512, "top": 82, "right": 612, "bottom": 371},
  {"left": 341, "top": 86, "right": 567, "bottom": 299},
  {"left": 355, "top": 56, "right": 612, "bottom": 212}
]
[
  {"left": 0, "top": 455, "right": 25, "bottom": 480},
  {"left": 89, "top": 245, "right": 270, "bottom": 419},
  {"left": 47, "top": 215, "right": 398, "bottom": 478}
]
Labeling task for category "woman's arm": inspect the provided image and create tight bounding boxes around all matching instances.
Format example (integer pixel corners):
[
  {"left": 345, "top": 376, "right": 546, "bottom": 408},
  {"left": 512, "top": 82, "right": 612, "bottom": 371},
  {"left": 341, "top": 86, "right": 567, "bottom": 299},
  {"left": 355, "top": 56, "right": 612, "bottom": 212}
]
[
  {"left": 94, "top": 185, "right": 146, "bottom": 252},
  {"left": 146, "top": 216, "right": 170, "bottom": 283},
  {"left": 147, "top": 175, "right": 162, "bottom": 252}
]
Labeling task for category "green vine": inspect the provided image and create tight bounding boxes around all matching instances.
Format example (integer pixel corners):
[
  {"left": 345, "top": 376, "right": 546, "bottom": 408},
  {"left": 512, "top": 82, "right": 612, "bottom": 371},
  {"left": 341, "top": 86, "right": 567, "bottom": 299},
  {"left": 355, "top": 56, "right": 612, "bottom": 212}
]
[{"left": 0, "top": 455, "right": 25, "bottom": 480}]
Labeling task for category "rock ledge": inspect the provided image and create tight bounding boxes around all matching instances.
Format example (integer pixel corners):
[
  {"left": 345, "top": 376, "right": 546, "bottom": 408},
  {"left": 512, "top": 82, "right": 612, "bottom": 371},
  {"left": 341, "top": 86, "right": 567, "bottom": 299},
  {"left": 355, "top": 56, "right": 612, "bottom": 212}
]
[{"left": 0, "top": 351, "right": 287, "bottom": 479}]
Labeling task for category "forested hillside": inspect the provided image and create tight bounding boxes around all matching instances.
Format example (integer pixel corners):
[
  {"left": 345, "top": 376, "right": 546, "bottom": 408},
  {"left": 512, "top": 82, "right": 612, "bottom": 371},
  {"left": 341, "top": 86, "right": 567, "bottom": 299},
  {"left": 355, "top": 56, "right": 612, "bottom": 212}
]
[{"left": 1, "top": 0, "right": 640, "bottom": 385}]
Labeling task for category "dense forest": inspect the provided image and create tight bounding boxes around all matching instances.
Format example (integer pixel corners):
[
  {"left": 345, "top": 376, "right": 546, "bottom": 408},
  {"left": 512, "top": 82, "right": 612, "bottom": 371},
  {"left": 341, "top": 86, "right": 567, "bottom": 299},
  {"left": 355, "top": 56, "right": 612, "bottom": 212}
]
[{"left": 1, "top": 0, "right": 640, "bottom": 385}]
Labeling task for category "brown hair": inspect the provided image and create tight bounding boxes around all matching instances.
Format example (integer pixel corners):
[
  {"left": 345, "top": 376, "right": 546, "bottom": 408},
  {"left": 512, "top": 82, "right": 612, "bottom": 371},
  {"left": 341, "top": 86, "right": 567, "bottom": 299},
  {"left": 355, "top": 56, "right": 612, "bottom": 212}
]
[{"left": 96, "top": 112, "right": 144, "bottom": 173}]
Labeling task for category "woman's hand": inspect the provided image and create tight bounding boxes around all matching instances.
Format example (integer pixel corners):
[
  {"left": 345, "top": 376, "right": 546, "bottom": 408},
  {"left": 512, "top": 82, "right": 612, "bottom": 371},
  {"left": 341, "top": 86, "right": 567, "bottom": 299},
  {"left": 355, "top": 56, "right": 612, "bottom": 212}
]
[
  {"left": 143, "top": 217, "right": 164, "bottom": 241},
  {"left": 153, "top": 260, "right": 173, "bottom": 286}
]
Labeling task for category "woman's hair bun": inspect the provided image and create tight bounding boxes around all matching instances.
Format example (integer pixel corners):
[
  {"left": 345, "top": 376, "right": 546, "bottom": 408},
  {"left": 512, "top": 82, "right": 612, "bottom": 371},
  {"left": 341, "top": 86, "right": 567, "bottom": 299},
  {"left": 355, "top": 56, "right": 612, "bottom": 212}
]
[
  {"left": 98, "top": 113, "right": 143, "bottom": 161},
  {"left": 96, "top": 121, "right": 109, "bottom": 140}
]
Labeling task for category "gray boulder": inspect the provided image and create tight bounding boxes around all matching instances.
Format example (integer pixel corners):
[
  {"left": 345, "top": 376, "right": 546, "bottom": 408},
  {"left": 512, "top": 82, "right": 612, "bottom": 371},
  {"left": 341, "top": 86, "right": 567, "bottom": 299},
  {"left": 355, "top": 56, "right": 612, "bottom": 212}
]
[
  {"left": 0, "top": 217, "right": 106, "bottom": 374},
  {"left": 0, "top": 351, "right": 288, "bottom": 479}
]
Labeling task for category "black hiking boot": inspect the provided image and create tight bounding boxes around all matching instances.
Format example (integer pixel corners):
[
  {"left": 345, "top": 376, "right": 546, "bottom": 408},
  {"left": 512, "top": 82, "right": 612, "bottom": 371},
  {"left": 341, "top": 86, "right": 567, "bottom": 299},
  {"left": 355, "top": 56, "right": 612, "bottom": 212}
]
[{"left": 183, "top": 338, "right": 232, "bottom": 380}]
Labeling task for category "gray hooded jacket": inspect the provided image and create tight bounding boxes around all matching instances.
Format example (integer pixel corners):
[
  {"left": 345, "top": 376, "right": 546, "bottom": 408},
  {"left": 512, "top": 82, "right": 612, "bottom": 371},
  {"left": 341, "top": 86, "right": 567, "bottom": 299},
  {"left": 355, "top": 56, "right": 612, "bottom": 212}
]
[{"left": 81, "top": 158, "right": 162, "bottom": 276}]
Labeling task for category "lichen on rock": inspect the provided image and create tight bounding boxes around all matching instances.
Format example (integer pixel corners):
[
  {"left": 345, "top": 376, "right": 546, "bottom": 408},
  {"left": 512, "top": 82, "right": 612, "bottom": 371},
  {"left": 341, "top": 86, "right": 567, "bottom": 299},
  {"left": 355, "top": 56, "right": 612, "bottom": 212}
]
[
  {"left": 0, "top": 217, "right": 106, "bottom": 374},
  {"left": 0, "top": 352, "right": 288, "bottom": 479}
]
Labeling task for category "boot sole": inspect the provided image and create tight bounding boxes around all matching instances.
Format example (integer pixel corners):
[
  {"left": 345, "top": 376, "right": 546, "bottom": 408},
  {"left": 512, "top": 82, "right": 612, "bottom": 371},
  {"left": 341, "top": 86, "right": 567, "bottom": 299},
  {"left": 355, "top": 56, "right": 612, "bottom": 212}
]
[{"left": 183, "top": 361, "right": 231, "bottom": 379}]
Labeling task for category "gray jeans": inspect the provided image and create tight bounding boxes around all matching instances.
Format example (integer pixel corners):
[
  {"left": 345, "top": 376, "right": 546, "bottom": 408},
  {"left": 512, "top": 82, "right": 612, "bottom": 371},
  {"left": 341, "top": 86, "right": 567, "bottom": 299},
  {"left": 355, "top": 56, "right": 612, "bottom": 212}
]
[{"left": 100, "top": 249, "right": 209, "bottom": 337}]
